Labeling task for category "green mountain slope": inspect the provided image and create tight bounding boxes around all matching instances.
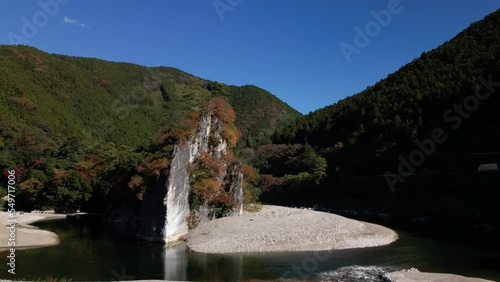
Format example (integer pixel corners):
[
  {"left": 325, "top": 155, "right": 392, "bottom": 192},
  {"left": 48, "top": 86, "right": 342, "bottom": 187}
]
[
  {"left": 273, "top": 9, "right": 500, "bottom": 176},
  {"left": 0, "top": 46, "right": 300, "bottom": 212},
  {"left": 0, "top": 45, "right": 210, "bottom": 147},
  {"left": 227, "top": 85, "right": 301, "bottom": 148},
  {"left": 0, "top": 45, "right": 300, "bottom": 149},
  {"left": 263, "top": 10, "right": 500, "bottom": 229}
]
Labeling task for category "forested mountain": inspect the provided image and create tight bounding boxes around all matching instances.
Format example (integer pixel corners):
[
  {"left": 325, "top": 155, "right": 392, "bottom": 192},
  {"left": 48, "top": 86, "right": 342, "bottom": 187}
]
[
  {"left": 227, "top": 85, "right": 301, "bottom": 148},
  {"left": 273, "top": 9, "right": 500, "bottom": 176},
  {"left": 0, "top": 45, "right": 299, "bottom": 149},
  {"left": 2, "top": 8, "right": 500, "bottom": 228},
  {"left": 263, "top": 10, "right": 500, "bottom": 228},
  {"left": 204, "top": 82, "right": 302, "bottom": 149},
  {"left": 0, "top": 45, "right": 300, "bottom": 212}
]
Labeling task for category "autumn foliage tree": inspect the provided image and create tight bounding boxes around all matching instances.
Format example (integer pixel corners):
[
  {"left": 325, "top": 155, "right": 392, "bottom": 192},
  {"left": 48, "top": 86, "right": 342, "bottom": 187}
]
[
  {"left": 189, "top": 97, "right": 262, "bottom": 209},
  {"left": 129, "top": 155, "right": 171, "bottom": 200},
  {"left": 204, "top": 97, "right": 236, "bottom": 124},
  {"left": 136, "top": 157, "right": 169, "bottom": 177},
  {"left": 198, "top": 152, "right": 226, "bottom": 178},
  {"left": 154, "top": 111, "right": 200, "bottom": 145},
  {"left": 7, "top": 97, "right": 36, "bottom": 111},
  {"left": 222, "top": 124, "right": 240, "bottom": 148},
  {"left": 18, "top": 178, "right": 43, "bottom": 210},
  {"left": 192, "top": 178, "right": 221, "bottom": 203},
  {"left": 128, "top": 175, "right": 146, "bottom": 200},
  {"left": 239, "top": 162, "right": 261, "bottom": 204}
]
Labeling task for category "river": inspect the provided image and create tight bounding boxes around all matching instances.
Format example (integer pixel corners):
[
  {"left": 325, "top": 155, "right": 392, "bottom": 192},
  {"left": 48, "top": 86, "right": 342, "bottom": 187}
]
[{"left": 1, "top": 215, "right": 499, "bottom": 281}]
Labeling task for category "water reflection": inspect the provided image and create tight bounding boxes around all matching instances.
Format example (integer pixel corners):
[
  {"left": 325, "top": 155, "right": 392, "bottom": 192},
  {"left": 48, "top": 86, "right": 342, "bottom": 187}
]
[
  {"left": 1, "top": 217, "right": 499, "bottom": 281},
  {"left": 164, "top": 243, "right": 187, "bottom": 281},
  {"left": 186, "top": 251, "right": 248, "bottom": 281}
]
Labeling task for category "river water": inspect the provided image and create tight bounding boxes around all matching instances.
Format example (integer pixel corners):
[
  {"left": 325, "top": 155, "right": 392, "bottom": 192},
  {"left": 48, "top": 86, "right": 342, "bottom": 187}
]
[{"left": 1, "top": 215, "right": 499, "bottom": 281}]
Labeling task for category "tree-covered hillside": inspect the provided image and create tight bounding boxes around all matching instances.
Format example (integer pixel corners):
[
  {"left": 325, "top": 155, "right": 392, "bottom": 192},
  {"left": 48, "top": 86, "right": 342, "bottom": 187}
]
[
  {"left": 0, "top": 45, "right": 300, "bottom": 212},
  {"left": 263, "top": 10, "right": 500, "bottom": 228},
  {"left": 273, "top": 9, "right": 500, "bottom": 176},
  {"left": 0, "top": 46, "right": 299, "bottom": 149},
  {"left": 225, "top": 84, "right": 301, "bottom": 149}
]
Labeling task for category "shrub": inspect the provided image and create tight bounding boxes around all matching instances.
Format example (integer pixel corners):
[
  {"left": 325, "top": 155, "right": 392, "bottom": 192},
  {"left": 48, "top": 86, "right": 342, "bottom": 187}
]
[
  {"left": 128, "top": 175, "right": 144, "bottom": 189},
  {"left": 137, "top": 156, "right": 169, "bottom": 176},
  {"left": 222, "top": 124, "right": 240, "bottom": 148},
  {"left": 192, "top": 178, "right": 222, "bottom": 202},
  {"left": 198, "top": 152, "right": 226, "bottom": 178},
  {"left": 7, "top": 96, "right": 36, "bottom": 111},
  {"left": 204, "top": 97, "right": 236, "bottom": 124}
]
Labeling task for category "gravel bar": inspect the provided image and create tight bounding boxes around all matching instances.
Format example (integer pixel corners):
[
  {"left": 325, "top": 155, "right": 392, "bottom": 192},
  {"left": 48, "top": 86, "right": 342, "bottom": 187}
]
[
  {"left": 186, "top": 205, "right": 398, "bottom": 253},
  {"left": 0, "top": 212, "right": 65, "bottom": 251},
  {"left": 385, "top": 270, "right": 495, "bottom": 282}
]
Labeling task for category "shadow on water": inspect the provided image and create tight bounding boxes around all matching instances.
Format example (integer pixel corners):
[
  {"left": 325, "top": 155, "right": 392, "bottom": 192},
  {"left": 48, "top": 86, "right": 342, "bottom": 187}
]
[{"left": 0, "top": 215, "right": 499, "bottom": 281}]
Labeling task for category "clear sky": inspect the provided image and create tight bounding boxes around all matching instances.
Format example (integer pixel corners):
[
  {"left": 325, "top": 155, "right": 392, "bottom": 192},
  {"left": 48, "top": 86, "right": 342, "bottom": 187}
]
[{"left": 1, "top": 1, "right": 499, "bottom": 114}]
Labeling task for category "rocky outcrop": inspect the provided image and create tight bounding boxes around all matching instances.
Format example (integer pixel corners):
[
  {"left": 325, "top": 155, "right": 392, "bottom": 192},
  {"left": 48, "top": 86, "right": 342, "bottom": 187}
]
[
  {"left": 223, "top": 169, "right": 244, "bottom": 217},
  {"left": 137, "top": 113, "right": 243, "bottom": 243}
]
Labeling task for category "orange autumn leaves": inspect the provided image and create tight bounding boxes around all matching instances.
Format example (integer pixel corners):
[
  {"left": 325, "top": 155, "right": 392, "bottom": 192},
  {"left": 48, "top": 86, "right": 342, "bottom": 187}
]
[
  {"left": 191, "top": 178, "right": 221, "bottom": 204},
  {"left": 128, "top": 156, "right": 170, "bottom": 200},
  {"left": 129, "top": 96, "right": 240, "bottom": 201},
  {"left": 153, "top": 97, "right": 241, "bottom": 148},
  {"left": 136, "top": 157, "right": 170, "bottom": 177},
  {"left": 154, "top": 111, "right": 200, "bottom": 145},
  {"left": 221, "top": 124, "right": 239, "bottom": 148},
  {"left": 203, "top": 97, "right": 240, "bottom": 148},
  {"left": 208, "top": 97, "right": 240, "bottom": 148},
  {"left": 203, "top": 97, "right": 236, "bottom": 124},
  {"left": 198, "top": 152, "right": 227, "bottom": 178},
  {"left": 191, "top": 151, "right": 227, "bottom": 203},
  {"left": 190, "top": 98, "right": 240, "bottom": 204}
]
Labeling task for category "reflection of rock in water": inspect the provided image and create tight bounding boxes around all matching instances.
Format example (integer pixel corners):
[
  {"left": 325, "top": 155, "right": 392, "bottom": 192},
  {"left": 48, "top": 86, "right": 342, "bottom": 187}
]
[
  {"left": 318, "top": 266, "right": 396, "bottom": 282},
  {"left": 188, "top": 251, "right": 244, "bottom": 281},
  {"left": 230, "top": 254, "right": 243, "bottom": 281},
  {"left": 164, "top": 242, "right": 188, "bottom": 281}
]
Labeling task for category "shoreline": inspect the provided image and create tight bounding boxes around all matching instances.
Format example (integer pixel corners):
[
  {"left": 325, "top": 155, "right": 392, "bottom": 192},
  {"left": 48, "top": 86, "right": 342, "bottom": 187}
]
[
  {"left": 0, "top": 212, "right": 66, "bottom": 252},
  {"left": 385, "top": 270, "right": 495, "bottom": 282},
  {"left": 186, "top": 205, "right": 399, "bottom": 253},
  {"left": 0, "top": 209, "right": 495, "bottom": 281},
  {"left": 186, "top": 206, "right": 496, "bottom": 281}
]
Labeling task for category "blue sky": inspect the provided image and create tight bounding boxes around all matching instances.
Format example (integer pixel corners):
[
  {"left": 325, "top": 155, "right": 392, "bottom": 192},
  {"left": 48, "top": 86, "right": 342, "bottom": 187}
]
[{"left": 1, "top": 1, "right": 499, "bottom": 114}]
